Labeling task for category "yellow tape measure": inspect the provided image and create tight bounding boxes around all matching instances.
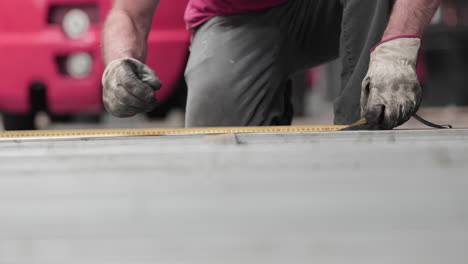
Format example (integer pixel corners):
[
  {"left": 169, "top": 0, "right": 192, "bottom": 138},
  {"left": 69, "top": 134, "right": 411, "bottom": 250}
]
[{"left": 0, "top": 119, "right": 367, "bottom": 140}]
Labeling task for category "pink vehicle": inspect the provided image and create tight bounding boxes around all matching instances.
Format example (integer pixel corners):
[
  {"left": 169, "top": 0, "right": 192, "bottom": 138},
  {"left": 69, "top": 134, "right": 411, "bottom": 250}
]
[{"left": 0, "top": 0, "right": 190, "bottom": 130}]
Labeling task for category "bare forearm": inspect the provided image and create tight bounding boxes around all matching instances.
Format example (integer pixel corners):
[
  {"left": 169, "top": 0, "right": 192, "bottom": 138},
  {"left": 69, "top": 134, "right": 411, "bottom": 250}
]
[
  {"left": 102, "top": 11, "right": 146, "bottom": 64},
  {"left": 383, "top": 0, "right": 441, "bottom": 39},
  {"left": 102, "top": 0, "right": 159, "bottom": 65}
]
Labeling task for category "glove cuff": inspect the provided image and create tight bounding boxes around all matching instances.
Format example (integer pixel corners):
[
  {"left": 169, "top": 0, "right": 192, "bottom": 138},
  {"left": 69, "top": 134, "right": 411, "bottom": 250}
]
[
  {"left": 371, "top": 35, "right": 422, "bottom": 52},
  {"left": 104, "top": 58, "right": 142, "bottom": 70},
  {"left": 369, "top": 36, "right": 422, "bottom": 66}
]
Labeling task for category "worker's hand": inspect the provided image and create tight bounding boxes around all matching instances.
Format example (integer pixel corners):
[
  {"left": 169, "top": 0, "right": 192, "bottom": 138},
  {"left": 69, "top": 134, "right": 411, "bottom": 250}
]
[
  {"left": 102, "top": 58, "right": 161, "bottom": 118},
  {"left": 361, "top": 37, "right": 422, "bottom": 129}
]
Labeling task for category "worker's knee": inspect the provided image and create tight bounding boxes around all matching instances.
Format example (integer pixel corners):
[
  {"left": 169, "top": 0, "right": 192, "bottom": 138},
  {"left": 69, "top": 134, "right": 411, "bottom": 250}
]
[
  {"left": 184, "top": 66, "right": 294, "bottom": 128},
  {"left": 184, "top": 72, "right": 251, "bottom": 127}
]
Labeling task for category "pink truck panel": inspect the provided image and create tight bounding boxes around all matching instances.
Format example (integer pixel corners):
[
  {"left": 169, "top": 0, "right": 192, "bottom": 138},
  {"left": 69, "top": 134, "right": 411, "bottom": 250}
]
[{"left": 0, "top": 0, "right": 190, "bottom": 114}]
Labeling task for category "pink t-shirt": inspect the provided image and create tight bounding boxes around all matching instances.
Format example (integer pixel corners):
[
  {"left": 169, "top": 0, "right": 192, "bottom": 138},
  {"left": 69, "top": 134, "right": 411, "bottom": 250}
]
[{"left": 185, "top": 0, "right": 289, "bottom": 29}]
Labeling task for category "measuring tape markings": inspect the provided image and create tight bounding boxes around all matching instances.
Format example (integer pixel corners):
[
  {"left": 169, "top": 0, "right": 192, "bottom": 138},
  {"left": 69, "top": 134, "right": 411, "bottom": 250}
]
[
  {"left": 0, "top": 118, "right": 367, "bottom": 139},
  {"left": 0, "top": 125, "right": 352, "bottom": 139},
  {"left": 0, "top": 116, "right": 452, "bottom": 140}
]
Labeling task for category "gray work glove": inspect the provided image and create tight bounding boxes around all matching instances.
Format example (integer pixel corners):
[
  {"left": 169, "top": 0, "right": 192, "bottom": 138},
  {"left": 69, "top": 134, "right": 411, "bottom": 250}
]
[
  {"left": 102, "top": 58, "right": 161, "bottom": 117},
  {"left": 361, "top": 37, "right": 423, "bottom": 129}
]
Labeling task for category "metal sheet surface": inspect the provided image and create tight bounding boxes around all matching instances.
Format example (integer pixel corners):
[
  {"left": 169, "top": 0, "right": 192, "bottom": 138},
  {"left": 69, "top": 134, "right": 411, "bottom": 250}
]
[{"left": 0, "top": 129, "right": 467, "bottom": 264}]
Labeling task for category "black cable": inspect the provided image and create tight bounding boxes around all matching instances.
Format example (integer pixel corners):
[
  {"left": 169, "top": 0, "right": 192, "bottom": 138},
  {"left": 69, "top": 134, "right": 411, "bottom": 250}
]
[{"left": 412, "top": 114, "right": 453, "bottom": 129}]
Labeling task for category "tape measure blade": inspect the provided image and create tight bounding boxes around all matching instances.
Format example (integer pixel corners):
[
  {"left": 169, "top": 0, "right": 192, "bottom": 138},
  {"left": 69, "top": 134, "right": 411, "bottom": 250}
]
[{"left": 0, "top": 125, "right": 350, "bottom": 139}]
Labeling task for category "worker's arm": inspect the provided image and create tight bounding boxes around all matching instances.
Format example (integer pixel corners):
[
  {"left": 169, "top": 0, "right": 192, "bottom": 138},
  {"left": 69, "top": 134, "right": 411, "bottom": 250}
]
[
  {"left": 102, "top": 0, "right": 159, "bottom": 64},
  {"left": 361, "top": 0, "right": 441, "bottom": 129},
  {"left": 383, "top": 0, "right": 440, "bottom": 39},
  {"left": 101, "top": 0, "right": 161, "bottom": 118}
]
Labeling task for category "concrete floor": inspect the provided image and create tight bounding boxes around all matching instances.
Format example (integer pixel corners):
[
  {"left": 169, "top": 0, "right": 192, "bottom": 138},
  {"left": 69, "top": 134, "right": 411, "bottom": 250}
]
[{"left": 1, "top": 127, "right": 468, "bottom": 263}]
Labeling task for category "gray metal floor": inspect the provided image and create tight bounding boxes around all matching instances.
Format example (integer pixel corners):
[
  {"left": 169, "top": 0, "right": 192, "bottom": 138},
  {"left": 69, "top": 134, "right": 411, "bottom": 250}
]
[{"left": 1, "top": 129, "right": 468, "bottom": 264}]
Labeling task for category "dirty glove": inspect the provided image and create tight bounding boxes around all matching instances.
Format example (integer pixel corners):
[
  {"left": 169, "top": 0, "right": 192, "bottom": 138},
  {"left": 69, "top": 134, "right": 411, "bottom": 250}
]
[
  {"left": 102, "top": 58, "right": 161, "bottom": 117},
  {"left": 361, "top": 37, "right": 423, "bottom": 129}
]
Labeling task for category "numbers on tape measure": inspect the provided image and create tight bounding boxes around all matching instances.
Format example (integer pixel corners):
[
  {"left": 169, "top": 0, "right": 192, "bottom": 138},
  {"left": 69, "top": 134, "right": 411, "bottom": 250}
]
[{"left": 0, "top": 125, "right": 349, "bottom": 139}]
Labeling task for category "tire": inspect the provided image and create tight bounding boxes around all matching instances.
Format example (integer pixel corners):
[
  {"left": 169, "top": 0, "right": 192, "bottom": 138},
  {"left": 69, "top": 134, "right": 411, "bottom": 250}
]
[
  {"left": 2, "top": 113, "right": 35, "bottom": 130},
  {"left": 146, "top": 79, "right": 187, "bottom": 120},
  {"left": 74, "top": 114, "right": 102, "bottom": 124},
  {"left": 291, "top": 72, "right": 308, "bottom": 117},
  {"left": 50, "top": 114, "right": 73, "bottom": 123}
]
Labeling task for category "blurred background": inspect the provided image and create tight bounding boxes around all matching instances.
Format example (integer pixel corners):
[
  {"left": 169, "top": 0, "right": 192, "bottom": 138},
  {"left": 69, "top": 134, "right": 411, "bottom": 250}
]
[{"left": 1, "top": 0, "right": 468, "bottom": 131}]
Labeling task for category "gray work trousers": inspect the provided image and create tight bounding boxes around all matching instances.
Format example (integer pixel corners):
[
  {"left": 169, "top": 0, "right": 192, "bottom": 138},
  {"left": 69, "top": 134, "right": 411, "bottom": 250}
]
[{"left": 184, "top": 0, "right": 393, "bottom": 127}]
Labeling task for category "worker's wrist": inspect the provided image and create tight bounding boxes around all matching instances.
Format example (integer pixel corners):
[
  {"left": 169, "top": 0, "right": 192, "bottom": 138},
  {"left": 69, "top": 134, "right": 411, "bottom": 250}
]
[{"left": 104, "top": 50, "right": 147, "bottom": 66}]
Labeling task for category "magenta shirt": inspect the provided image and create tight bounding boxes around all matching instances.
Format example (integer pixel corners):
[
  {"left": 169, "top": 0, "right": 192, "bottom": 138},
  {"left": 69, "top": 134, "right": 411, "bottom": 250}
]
[{"left": 185, "top": 0, "right": 289, "bottom": 29}]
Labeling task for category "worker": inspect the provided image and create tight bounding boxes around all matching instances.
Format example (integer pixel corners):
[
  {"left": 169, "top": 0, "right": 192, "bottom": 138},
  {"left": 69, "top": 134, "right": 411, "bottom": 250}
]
[{"left": 101, "top": 0, "right": 440, "bottom": 129}]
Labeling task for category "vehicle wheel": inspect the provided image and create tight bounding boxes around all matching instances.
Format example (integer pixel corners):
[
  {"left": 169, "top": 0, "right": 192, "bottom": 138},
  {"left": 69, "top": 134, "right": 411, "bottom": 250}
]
[
  {"left": 146, "top": 79, "right": 187, "bottom": 120},
  {"left": 2, "top": 113, "right": 35, "bottom": 130},
  {"left": 291, "top": 72, "right": 308, "bottom": 117},
  {"left": 74, "top": 114, "right": 102, "bottom": 123},
  {"left": 50, "top": 114, "right": 73, "bottom": 123}
]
